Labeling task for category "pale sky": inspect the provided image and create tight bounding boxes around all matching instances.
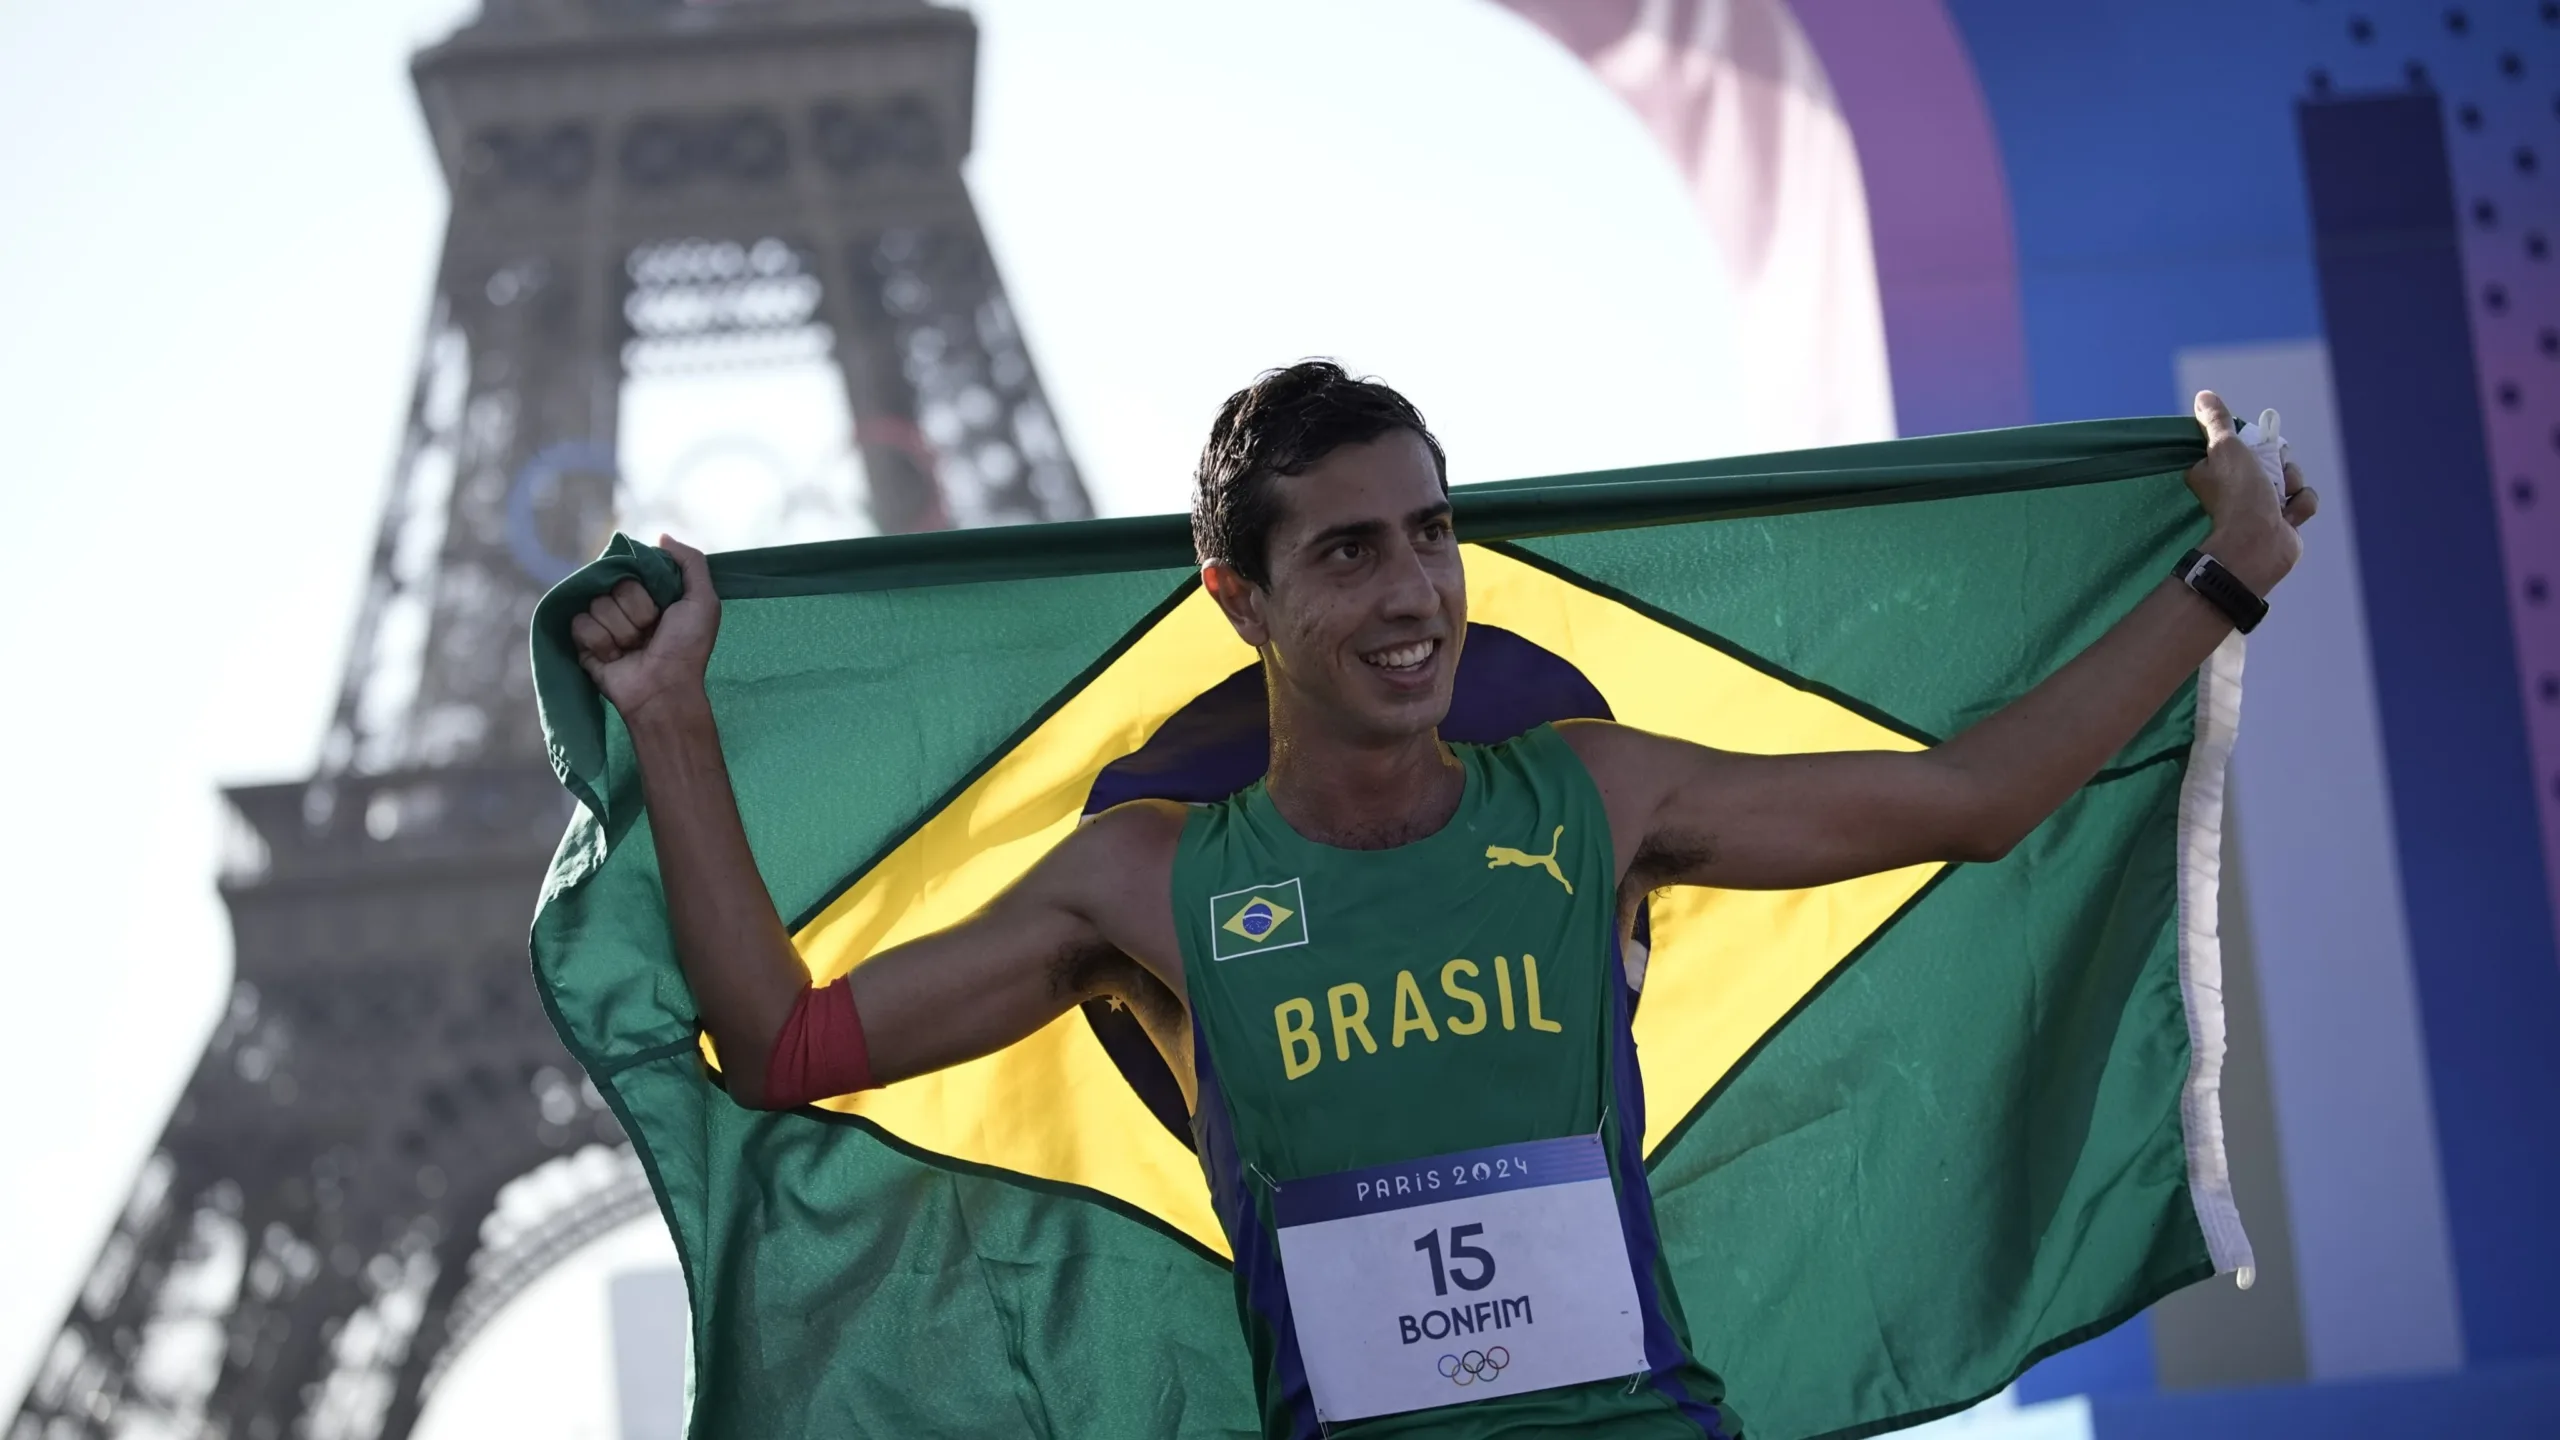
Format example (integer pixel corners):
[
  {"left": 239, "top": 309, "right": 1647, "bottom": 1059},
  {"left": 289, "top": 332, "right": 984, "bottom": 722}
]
[{"left": 0, "top": 0, "right": 1758, "bottom": 1426}]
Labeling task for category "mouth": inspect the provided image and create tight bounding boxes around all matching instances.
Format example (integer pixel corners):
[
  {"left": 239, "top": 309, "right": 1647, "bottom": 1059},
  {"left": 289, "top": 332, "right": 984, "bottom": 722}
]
[{"left": 1359, "top": 637, "right": 1441, "bottom": 680}]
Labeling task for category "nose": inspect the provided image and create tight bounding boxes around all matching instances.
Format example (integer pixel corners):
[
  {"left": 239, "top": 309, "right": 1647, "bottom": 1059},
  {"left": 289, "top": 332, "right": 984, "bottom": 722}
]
[{"left": 1377, "top": 533, "right": 1441, "bottom": 624}]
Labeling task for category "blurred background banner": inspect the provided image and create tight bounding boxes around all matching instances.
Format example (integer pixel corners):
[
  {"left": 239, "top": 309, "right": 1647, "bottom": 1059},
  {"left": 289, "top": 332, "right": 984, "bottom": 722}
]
[{"left": 1, "top": 1, "right": 2555, "bottom": 1437}]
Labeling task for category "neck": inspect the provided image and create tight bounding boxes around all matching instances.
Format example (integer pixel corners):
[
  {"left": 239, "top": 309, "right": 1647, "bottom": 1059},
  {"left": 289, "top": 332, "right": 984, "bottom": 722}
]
[{"left": 1264, "top": 706, "right": 1463, "bottom": 851}]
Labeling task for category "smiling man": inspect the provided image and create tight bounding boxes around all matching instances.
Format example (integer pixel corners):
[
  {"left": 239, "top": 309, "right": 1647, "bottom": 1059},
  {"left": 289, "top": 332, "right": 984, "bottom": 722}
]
[{"left": 568, "top": 360, "right": 2316, "bottom": 1438}]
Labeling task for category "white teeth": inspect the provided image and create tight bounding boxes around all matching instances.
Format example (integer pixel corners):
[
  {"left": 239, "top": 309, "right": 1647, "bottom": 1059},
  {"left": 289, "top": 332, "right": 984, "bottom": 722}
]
[{"left": 1363, "top": 640, "right": 1434, "bottom": 670}]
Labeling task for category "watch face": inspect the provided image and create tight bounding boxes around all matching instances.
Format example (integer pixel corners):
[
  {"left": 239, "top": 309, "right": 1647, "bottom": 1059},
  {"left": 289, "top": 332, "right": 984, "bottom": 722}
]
[{"left": 2183, "top": 554, "right": 2266, "bottom": 633}]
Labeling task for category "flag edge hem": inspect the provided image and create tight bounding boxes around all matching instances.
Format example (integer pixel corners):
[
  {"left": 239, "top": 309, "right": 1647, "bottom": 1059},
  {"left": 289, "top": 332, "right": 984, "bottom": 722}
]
[{"left": 2175, "top": 632, "right": 2257, "bottom": 1279}]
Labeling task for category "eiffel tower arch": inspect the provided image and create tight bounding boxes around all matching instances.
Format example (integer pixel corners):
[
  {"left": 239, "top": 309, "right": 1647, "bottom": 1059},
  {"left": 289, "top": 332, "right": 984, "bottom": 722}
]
[{"left": 9, "top": 3, "right": 1089, "bottom": 1437}]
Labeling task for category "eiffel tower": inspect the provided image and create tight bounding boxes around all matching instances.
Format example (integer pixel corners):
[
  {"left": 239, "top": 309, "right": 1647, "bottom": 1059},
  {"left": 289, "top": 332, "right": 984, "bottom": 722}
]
[{"left": 8, "top": 3, "right": 1088, "bottom": 1436}]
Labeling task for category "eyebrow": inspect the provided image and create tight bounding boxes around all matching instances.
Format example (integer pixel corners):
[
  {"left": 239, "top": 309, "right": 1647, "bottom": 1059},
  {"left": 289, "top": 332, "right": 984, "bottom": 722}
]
[{"left": 1301, "top": 502, "right": 1454, "bottom": 556}]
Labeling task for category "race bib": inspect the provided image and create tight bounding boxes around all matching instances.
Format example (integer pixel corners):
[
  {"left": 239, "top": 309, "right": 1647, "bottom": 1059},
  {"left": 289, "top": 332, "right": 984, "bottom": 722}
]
[{"left": 1271, "top": 1133, "right": 1649, "bottom": 1424}]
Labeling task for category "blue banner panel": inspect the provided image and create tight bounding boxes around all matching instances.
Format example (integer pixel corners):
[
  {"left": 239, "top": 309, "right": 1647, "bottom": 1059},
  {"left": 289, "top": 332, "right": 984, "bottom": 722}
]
[
  {"left": 2090, "top": 1357, "right": 2560, "bottom": 1439},
  {"left": 2298, "top": 90, "right": 2560, "bottom": 1366}
]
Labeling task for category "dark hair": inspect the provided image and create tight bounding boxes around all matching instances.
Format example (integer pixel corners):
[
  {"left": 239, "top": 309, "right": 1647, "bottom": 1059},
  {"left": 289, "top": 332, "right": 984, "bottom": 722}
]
[{"left": 1191, "top": 360, "right": 1448, "bottom": 586}]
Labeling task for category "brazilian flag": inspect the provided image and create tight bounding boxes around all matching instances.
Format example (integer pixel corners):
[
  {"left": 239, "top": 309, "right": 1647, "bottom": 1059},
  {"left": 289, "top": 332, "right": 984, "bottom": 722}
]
[{"left": 530, "top": 418, "right": 2252, "bottom": 1439}]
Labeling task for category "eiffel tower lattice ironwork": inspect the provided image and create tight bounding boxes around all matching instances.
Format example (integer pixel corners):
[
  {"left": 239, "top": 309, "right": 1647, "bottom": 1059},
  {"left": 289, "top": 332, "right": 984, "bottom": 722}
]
[{"left": 9, "top": 3, "right": 1089, "bottom": 1437}]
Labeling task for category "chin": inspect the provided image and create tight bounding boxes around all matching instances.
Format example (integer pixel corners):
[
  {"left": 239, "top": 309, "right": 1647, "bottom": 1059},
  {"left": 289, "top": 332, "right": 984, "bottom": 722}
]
[{"left": 1354, "top": 688, "right": 1454, "bottom": 742}]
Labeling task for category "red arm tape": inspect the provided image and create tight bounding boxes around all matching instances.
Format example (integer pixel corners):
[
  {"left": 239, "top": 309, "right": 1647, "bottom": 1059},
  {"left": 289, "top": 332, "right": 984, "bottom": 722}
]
[{"left": 758, "top": 975, "right": 875, "bottom": 1109}]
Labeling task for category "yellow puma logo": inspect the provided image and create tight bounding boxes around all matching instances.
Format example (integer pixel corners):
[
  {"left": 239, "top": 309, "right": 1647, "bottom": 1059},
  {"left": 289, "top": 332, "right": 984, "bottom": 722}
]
[{"left": 1485, "top": 826, "right": 1573, "bottom": 894}]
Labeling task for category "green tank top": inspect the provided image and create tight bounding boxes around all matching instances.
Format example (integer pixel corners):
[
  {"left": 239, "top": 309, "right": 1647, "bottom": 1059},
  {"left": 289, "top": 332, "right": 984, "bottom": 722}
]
[{"left": 1174, "top": 725, "right": 1735, "bottom": 1439}]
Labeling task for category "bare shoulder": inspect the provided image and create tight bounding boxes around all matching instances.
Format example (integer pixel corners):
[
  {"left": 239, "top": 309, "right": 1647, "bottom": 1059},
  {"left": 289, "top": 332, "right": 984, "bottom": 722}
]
[
  {"left": 1552, "top": 719, "right": 1702, "bottom": 883},
  {"left": 1551, "top": 717, "right": 1682, "bottom": 798},
  {"left": 1059, "top": 801, "right": 1193, "bottom": 1037},
  {"left": 1043, "top": 798, "right": 1187, "bottom": 965},
  {"left": 996, "top": 797, "right": 1185, "bottom": 915},
  {"left": 1073, "top": 797, "right": 1189, "bottom": 866},
  {"left": 1552, "top": 716, "right": 1639, "bottom": 768}
]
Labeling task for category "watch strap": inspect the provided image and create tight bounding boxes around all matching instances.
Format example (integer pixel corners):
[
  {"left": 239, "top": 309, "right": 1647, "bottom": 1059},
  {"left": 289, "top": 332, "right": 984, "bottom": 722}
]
[{"left": 2174, "top": 548, "right": 2268, "bottom": 634}]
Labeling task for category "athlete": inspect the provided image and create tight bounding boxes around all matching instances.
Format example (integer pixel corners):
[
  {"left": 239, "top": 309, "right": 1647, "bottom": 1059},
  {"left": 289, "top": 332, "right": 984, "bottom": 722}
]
[{"left": 570, "top": 362, "right": 2315, "bottom": 1438}]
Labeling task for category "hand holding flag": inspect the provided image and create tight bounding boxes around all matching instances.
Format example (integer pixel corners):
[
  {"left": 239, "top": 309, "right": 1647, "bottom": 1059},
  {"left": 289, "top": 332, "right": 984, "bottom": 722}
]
[
  {"left": 570, "top": 533, "right": 722, "bottom": 724},
  {"left": 2187, "top": 389, "right": 2318, "bottom": 593}
]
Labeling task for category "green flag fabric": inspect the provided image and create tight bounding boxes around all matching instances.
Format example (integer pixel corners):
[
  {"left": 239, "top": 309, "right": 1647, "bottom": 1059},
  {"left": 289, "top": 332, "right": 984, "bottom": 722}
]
[{"left": 528, "top": 417, "right": 2251, "bottom": 1439}]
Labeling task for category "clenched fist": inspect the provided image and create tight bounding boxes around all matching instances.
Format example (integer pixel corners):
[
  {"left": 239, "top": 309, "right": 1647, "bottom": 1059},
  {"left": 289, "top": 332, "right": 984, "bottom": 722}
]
[{"left": 571, "top": 534, "right": 721, "bottom": 723}]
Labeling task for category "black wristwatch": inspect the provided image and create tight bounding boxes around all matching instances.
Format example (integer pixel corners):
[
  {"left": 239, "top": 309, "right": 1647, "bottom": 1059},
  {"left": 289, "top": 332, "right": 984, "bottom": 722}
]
[{"left": 2173, "top": 548, "right": 2268, "bottom": 634}]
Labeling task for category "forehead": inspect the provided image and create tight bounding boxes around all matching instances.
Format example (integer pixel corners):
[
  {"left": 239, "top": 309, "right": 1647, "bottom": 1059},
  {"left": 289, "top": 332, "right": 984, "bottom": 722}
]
[{"left": 1266, "top": 430, "right": 1445, "bottom": 538}]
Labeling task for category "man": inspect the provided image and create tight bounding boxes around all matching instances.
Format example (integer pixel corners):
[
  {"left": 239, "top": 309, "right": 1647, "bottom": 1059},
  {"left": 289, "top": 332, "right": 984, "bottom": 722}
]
[{"left": 570, "top": 362, "right": 2314, "bottom": 1438}]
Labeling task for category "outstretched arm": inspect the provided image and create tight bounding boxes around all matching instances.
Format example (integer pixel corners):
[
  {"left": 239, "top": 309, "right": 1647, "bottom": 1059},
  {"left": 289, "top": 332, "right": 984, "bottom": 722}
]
[
  {"left": 1566, "top": 391, "right": 2319, "bottom": 895},
  {"left": 572, "top": 538, "right": 1183, "bottom": 1108}
]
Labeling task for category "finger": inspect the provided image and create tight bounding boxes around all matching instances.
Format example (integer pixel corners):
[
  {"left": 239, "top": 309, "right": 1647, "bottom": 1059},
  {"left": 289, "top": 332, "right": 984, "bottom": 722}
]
[
  {"left": 569, "top": 611, "right": 622, "bottom": 663},
  {"left": 606, "top": 576, "right": 660, "bottom": 632},
  {"left": 2194, "top": 390, "right": 2238, "bottom": 447},
  {"left": 587, "top": 592, "right": 643, "bottom": 649},
  {"left": 2284, "top": 484, "right": 2320, "bottom": 527},
  {"left": 661, "top": 533, "right": 719, "bottom": 606},
  {"left": 2282, "top": 459, "right": 2306, "bottom": 498}
]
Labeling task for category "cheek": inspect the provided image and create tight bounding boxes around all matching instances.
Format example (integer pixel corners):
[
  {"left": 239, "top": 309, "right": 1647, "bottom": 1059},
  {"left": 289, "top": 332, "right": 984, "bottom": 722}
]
[
  {"left": 1279, "top": 595, "right": 1358, "bottom": 663},
  {"left": 1436, "top": 563, "right": 1468, "bottom": 626}
]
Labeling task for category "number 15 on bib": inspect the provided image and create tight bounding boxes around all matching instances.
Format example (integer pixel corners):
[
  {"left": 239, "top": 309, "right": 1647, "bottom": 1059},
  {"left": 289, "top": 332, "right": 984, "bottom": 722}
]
[{"left": 1270, "top": 1133, "right": 1649, "bottom": 1423}]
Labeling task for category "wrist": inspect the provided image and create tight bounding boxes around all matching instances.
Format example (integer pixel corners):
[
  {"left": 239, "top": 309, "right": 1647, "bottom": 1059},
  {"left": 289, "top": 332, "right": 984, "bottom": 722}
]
[
  {"left": 622, "top": 681, "right": 716, "bottom": 744},
  {"left": 2200, "top": 519, "right": 2296, "bottom": 594}
]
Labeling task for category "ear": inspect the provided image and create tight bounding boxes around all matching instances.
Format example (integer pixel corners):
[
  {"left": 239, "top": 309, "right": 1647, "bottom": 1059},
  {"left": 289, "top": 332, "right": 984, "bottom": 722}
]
[{"left": 1201, "top": 561, "right": 1271, "bottom": 648}]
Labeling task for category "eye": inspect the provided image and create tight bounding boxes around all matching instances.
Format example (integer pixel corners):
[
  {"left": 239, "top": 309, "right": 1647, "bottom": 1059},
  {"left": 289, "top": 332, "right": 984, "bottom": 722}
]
[
  {"left": 1330, "top": 538, "right": 1365, "bottom": 562},
  {"left": 1419, "top": 517, "right": 1452, "bottom": 544}
]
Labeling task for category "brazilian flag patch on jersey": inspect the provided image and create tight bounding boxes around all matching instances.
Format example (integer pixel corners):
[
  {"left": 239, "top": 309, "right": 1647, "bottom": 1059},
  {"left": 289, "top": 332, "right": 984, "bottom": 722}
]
[
  {"left": 530, "top": 417, "right": 2250, "bottom": 1440},
  {"left": 1211, "top": 879, "right": 1307, "bottom": 960}
]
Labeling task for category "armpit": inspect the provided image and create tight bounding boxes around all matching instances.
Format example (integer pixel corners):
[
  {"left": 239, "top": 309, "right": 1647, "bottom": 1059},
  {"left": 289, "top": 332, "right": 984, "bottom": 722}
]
[
  {"left": 1629, "top": 830, "right": 1717, "bottom": 893},
  {"left": 1056, "top": 942, "right": 1195, "bottom": 1116}
]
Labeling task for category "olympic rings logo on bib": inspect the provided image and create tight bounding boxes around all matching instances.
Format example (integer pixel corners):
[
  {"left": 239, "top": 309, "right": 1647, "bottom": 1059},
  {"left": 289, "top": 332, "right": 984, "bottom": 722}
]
[{"left": 1437, "top": 1347, "right": 1510, "bottom": 1387}]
